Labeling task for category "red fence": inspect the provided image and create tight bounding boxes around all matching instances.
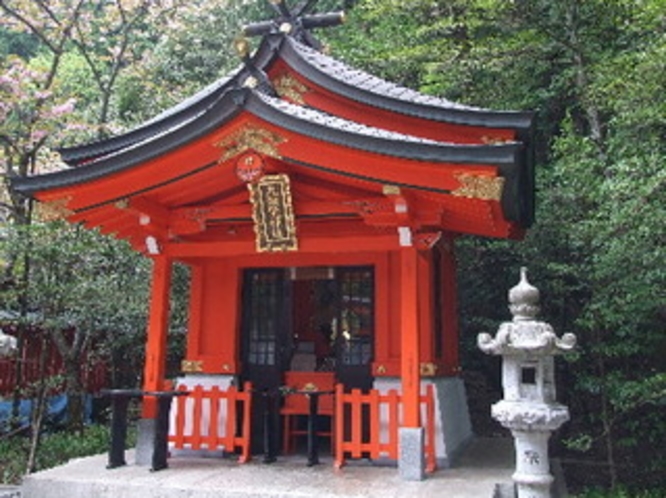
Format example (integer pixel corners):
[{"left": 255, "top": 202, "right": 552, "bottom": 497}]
[
  {"left": 334, "top": 383, "right": 437, "bottom": 472},
  {"left": 0, "top": 330, "right": 107, "bottom": 396},
  {"left": 169, "top": 382, "right": 253, "bottom": 463}
]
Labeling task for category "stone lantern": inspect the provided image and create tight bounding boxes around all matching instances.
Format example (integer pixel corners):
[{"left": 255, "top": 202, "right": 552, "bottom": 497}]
[
  {"left": 478, "top": 268, "right": 576, "bottom": 498},
  {"left": 0, "top": 328, "right": 17, "bottom": 357}
]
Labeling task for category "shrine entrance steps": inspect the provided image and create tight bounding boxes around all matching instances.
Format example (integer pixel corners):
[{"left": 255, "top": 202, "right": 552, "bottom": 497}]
[{"left": 20, "top": 438, "right": 514, "bottom": 498}]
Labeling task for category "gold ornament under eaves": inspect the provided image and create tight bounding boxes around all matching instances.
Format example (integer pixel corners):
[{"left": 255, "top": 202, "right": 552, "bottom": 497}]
[
  {"left": 39, "top": 197, "right": 73, "bottom": 221},
  {"left": 215, "top": 125, "right": 286, "bottom": 163},
  {"left": 272, "top": 73, "right": 309, "bottom": 105},
  {"left": 181, "top": 360, "right": 203, "bottom": 373},
  {"left": 452, "top": 173, "right": 505, "bottom": 201}
]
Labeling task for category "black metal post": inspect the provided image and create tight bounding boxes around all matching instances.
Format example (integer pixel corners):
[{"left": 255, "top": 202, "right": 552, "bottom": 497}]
[
  {"left": 306, "top": 393, "right": 320, "bottom": 466},
  {"left": 103, "top": 389, "right": 186, "bottom": 472},
  {"left": 151, "top": 394, "right": 174, "bottom": 471},
  {"left": 262, "top": 390, "right": 277, "bottom": 463},
  {"left": 107, "top": 393, "right": 130, "bottom": 469}
]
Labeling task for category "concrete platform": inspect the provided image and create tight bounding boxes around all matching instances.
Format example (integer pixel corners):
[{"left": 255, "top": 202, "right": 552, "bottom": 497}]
[{"left": 21, "top": 437, "right": 514, "bottom": 498}]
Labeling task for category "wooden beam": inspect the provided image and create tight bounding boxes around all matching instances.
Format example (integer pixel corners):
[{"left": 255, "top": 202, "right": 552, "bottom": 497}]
[
  {"left": 128, "top": 196, "right": 170, "bottom": 226},
  {"left": 196, "top": 204, "right": 250, "bottom": 221},
  {"left": 67, "top": 206, "right": 113, "bottom": 224},
  {"left": 141, "top": 256, "right": 172, "bottom": 418},
  {"left": 95, "top": 216, "right": 135, "bottom": 236},
  {"left": 165, "top": 179, "right": 247, "bottom": 208},
  {"left": 170, "top": 200, "right": 360, "bottom": 230},
  {"left": 164, "top": 233, "right": 400, "bottom": 258}
]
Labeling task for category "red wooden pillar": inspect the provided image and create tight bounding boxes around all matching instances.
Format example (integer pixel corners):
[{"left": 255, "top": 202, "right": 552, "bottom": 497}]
[
  {"left": 142, "top": 255, "right": 172, "bottom": 418},
  {"left": 400, "top": 246, "right": 421, "bottom": 428}
]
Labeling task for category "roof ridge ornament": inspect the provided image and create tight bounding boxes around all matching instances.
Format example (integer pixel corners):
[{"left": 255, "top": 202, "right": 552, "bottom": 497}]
[
  {"left": 233, "top": 35, "right": 277, "bottom": 96},
  {"left": 241, "top": 0, "right": 345, "bottom": 52}
]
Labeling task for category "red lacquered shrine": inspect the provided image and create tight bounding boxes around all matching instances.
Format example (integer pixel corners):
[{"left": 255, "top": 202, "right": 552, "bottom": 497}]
[{"left": 13, "top": 4, "right": 534, "bottom": 474}]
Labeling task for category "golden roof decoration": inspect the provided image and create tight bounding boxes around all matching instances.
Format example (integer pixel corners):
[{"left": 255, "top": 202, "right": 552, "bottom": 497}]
[
  {"left": 39, "top": 197, "right": 73, "bottom": 221},
  {"left": 215, "top": 125, "right": 287, "bottom": 163},
  {"left": 272, "top": 73, "right": 310, "bottom": 105},
  {"left": 452, "top": 173, "right": 505, "bottom": 201}
]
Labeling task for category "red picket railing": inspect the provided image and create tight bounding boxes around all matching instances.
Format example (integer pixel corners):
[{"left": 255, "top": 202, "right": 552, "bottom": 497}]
[
  {"left": 334, "top": 383, "right": 437, "bottom": 472},
  {"left": 168, "top": 382, "right": 253, "bottom": 463},
  {"left": 0, "top": 329, "right": 107, "bottom": 396}
]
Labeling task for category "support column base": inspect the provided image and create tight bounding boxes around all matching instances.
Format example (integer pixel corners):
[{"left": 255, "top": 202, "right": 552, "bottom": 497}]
[
  {"left": 135, "top": 418, "right": 156, "bottom": 466},
  {"left": 374, "top": 376, "right": 473, "bottom": 467},
  {"left": 399, "top": 427, "right": 426, "bottom": 481}
]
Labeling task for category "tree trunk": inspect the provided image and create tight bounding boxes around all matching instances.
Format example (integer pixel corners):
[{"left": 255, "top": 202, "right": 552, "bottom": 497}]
[
  {"left": 26, "top": 332, "right": 49, "bottom": 474},
  {"left": 597, "top": 353, "right": 618, "bottom": 489},
  {"left": 64, "top": 356, "right": 85, "bottom": 434},
  {"left": 564, "top": 2, "right": 607, "bottom": 164},
  {"left": 10, "top": 195, "right": 34, "bottom": 429}
]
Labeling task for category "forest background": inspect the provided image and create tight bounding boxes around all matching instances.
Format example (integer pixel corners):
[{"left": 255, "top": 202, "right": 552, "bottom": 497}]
[{"left": 0, "top": 0, "right": 664, "bottom": 494}]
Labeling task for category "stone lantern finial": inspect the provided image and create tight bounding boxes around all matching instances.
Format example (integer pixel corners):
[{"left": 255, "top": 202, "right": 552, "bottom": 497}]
[{"left": 509, "top": 267, "right": 540, "bottom": 321}]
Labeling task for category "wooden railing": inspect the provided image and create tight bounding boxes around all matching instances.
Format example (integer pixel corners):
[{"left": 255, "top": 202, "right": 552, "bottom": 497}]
[
  {"left": 334, "top": 383, "right": 437, "bottom": 472},
  {"left": 0, "top": 329, "right": 107, "bottom": 396},
  {"left": 168, "top": 382, "right": 253, "bottom": 463}
]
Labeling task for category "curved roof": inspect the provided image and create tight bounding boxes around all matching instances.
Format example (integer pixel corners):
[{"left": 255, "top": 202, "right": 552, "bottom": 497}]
[
  {"left": 14, "top": 88, "right": 521, "bottom": 197},
  {"left": 57, "top": 33, "right": 533, "bottom": 167},
  {"left": 280, "top": 37, "right": 533, "bottom": 129},
  {"left": 12, "top": 30, "right": 535, "bottom": 240}
]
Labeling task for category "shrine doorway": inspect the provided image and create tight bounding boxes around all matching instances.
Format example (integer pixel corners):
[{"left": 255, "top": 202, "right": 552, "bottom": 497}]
[{"left": 240, "top": 266, "right": 374, "bottom": 454}]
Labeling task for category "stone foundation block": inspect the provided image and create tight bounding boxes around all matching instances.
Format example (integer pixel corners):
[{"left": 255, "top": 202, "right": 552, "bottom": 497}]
[{"left": 398, "top": 427, "right": 425, "bottom": 481}]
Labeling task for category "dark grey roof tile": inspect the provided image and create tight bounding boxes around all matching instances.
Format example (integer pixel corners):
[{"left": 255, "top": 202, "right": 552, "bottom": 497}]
[
  {"left": 257, "top": 92, "right": 442, "bottom": 145},
  {"left": 289, "top": 39, "right": 480, "bottom": 112}
]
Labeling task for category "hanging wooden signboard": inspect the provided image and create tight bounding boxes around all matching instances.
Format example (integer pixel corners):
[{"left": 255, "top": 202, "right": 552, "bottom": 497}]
[{"left": 248, "top": 174, "right": 298, "bottom": 252}]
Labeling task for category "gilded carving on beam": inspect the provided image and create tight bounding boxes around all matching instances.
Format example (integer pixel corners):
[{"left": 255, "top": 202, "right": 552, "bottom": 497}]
[
  {"left": 114, "top": 198, "right": 130, "bottom": 210},
  {"left": 481, "top": 135, "right": 512, "bottom": 145},
  {"left": 248, "top": 174, "right": 298, "bottom": 253},
  {"left": 215, "top": 125, "right": 286, "bottom": 163},
  {"left": 272, "top": 73, "right": 310, "bottom": 105},
  {"left": 452, "top": 173, "right": 505, "bottom": 201},
  {"left": 40, "top": 197, "right": 72, "bottom": 221},
  {"left": 420, "top": 362, "right": 438, "bottom": 377},
  {"left": 415, "top": 231, "right": 442, "bottom": 250},
  {"left": 181, "top": 360, "right": 203, "bottom": 373},
  {"left": 382, "top": 184, "right": 401, "bottom": 196}
]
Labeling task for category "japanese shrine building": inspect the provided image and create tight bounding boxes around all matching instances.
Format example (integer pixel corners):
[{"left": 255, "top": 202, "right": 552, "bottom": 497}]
[{"left": 13, "top": 6, "right": 534, "bottom": 477}]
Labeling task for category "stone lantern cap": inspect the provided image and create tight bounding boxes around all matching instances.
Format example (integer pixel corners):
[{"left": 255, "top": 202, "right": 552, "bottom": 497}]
[{"left": 478, "top": 267, "right": 576, "bottom": 356}]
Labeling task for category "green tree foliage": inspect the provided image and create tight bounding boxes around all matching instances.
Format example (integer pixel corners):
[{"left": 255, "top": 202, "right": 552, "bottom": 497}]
[
  {"left": 332, "top": 0, "right": 665, "bottom": 491},
  {"left": 1, "top": 220, "right": 189, "bottom": 427},
  {"left": 1, "top": 222, "right": 150, "bottom": 429},
  {"left": 138, "top": 1, "right": 267, "bottom": 102},
  {"left": 0, "top": 0, "right": 663, "bottom": 491}
]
